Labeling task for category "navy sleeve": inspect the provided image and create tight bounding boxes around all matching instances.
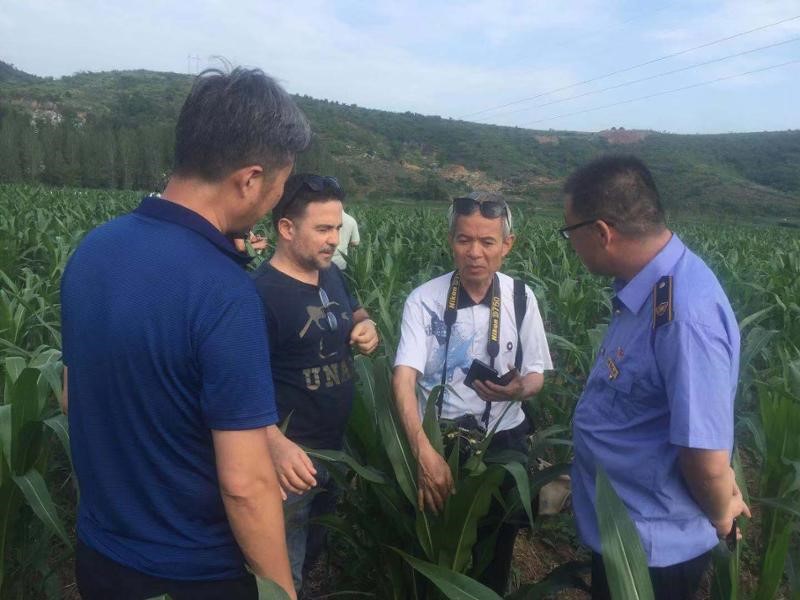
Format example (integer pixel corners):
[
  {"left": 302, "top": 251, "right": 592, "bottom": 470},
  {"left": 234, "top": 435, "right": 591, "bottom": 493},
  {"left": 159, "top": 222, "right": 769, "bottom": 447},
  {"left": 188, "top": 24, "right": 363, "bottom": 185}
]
[{"left": 196, "top": 283, "right": 278, "bottom": 430}]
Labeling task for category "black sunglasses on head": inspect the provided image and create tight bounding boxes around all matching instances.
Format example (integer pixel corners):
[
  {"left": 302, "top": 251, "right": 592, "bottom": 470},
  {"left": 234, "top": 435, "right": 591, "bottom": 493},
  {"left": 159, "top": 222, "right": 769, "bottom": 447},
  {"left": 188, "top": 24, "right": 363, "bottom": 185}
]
[
  {"left": 452, "top": 196, "right": 508, "bottom": 220},
  {"left": 297, "top": 175, "right": 342, "bottom": 195},
  {"left": 275, "top": 175, "right": 343, "bottom": 220}
]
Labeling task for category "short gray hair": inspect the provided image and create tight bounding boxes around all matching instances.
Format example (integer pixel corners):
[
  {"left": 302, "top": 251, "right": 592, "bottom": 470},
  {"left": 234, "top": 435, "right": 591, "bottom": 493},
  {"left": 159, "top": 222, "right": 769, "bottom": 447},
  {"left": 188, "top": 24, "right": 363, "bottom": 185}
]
[
  {"left": 173, "top": 67, "right": 311, "bottom": 181},
  {"left": 447, "top": 191, "right": 513, "bottom": 239}
]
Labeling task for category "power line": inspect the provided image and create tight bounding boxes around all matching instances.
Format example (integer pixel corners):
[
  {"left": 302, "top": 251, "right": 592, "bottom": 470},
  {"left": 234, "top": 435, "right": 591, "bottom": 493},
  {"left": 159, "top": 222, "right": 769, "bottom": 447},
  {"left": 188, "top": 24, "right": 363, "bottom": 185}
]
[
  {"left": 480, "top": 36, "right": 800, "bottom": 123},
  {"left": 458, "top": 13, "right": 800, "bottom": 120},
  {"left": 500, "top": 2, "right": 674, "bottom": 70},
  {"left": 516, "top": 58, "right": 800, "bottom": 127}
]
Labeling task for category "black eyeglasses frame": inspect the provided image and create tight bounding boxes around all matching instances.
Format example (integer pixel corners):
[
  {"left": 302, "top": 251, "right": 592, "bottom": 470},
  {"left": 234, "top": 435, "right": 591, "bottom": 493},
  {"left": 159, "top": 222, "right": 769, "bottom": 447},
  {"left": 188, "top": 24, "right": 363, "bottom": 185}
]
[{"left": 558, "top": 218, "right": 615, "bottom": 240}]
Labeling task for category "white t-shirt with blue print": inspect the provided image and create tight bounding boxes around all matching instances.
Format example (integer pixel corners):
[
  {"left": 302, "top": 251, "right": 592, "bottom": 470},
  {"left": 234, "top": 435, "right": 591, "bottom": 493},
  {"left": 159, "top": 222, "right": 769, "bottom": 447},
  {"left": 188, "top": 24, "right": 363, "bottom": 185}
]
[{"left": 395, "top": 271, "right": 553, "bottom": 432}]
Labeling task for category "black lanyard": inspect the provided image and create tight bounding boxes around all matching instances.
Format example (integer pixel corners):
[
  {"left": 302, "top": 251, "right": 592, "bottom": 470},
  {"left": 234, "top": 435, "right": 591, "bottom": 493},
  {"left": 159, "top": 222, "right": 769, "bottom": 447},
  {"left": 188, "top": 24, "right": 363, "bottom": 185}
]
[{"left": 436, "top": 271, "right": 501, "bottom": 427}]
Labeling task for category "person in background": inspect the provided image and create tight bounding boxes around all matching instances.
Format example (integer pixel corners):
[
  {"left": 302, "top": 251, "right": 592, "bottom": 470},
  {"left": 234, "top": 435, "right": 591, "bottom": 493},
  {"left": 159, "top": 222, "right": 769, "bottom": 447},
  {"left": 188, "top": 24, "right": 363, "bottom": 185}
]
[
  {"left": 234, "top": 230, "right": 269, "bottom": 254},
  {"left": 563, "top": 155, "right": 750, "bottom": 600},
  {"left": 60, "top": 68, "right": 311, "bottom": 600},
  {"left": 252, "top": 174, "right": 379, "bottom": 595},
  {"left": 331, "top": 206, "right": 360, "bottom": 270}
]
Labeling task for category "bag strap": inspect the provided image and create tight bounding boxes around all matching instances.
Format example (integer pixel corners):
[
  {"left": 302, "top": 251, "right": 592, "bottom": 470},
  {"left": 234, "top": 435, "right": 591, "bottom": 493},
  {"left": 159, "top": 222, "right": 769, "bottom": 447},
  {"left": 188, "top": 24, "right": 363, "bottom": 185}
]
[
  {"left": 514, "top": 278, "right": 538, "bottom": 430},
  {"left": 436, "top": 272, "right": 461, "bottom": 417},
  {"left": 513, "top": 278, "right": 527, "bottom": 370}
]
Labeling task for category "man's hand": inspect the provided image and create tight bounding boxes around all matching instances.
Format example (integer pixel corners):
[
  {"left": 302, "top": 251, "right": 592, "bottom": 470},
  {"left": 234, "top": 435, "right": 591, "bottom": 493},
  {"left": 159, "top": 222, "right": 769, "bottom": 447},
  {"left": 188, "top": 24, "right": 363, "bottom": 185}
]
[
  {"left": 712, "top": 470, "right": 751, "bottom": 539},
  {"left": 473, "top": 365, "right": 526, "bottom": 402},
  {"left": 213, "top": 428, "right": 296, "bottom": 598},
  {"left": 266, "top": 427, "right": 317, "bottom": 496},
  {"left": 416, "top": 442, "right": 455, "bottom": 514},
  {"left": 680, "top": 450, "right": 752, "bottom": 540},
  {"left": 350, "top": 319, "right": 379, "bottom": 355},
  {"left": 248, "top": 232, "right": 268, "bottom": 252}
]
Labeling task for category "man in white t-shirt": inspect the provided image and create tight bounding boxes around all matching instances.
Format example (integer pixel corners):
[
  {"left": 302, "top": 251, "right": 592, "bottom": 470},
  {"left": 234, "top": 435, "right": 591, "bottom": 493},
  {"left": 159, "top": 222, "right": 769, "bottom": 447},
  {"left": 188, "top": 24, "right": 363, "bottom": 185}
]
[
  {"left": 393, "top": 191, "right": 553, "bottom": 594},
  {"left": 332, "top": 210, "right": 360, "bottom": 270}
]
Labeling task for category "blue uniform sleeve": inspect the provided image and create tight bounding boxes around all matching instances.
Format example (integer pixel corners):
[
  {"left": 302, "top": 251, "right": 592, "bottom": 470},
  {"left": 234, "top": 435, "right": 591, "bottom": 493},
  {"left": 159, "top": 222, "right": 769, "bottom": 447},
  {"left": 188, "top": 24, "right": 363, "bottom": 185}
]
[
  {"left": 197, "top": 284, "right": 278, "bottom": 430},
  {"left": 655, "top": 320, "right": 735, "bottom": 450}
]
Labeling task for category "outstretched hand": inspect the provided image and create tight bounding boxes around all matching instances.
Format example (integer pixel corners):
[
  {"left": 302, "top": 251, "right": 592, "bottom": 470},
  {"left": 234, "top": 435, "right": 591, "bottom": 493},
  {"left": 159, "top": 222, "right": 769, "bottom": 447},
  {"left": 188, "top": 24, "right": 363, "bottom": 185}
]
[
  {"left": 416, "top": 443, "right": 454, "bottom": 514},
  {"left": 267, "top": 432, "right": 317, "bottom": 497}
]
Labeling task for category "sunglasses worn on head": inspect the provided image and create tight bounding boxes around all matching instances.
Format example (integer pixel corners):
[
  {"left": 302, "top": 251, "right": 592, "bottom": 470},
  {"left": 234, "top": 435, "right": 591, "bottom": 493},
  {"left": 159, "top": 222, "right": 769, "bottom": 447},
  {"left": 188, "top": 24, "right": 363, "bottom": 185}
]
[
  {"left": 276, "top": 175, "right": 343, "bottom": 221},
  {"left": 452, "top": 196, "right": 508, "bottom": 220},
  {"left": 318, "top": 287, "right": 338, "bottom": 332},
  {"left": 297, "top": 175, "right": 342, "bottom": 196}
]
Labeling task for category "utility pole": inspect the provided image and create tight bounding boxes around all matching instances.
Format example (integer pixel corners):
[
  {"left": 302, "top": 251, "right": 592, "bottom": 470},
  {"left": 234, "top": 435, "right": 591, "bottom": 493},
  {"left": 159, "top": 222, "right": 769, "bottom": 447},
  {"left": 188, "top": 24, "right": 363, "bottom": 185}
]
[{"left": 186, "top": 54, "right": 201, "bottom": 74}]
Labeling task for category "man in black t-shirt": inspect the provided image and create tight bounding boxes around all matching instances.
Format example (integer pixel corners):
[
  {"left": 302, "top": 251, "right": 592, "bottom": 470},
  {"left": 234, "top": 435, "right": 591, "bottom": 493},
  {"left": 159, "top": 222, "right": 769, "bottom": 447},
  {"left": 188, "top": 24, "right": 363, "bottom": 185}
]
[{"left": 252, "top": 174, "right": 379, "bottom": 594}]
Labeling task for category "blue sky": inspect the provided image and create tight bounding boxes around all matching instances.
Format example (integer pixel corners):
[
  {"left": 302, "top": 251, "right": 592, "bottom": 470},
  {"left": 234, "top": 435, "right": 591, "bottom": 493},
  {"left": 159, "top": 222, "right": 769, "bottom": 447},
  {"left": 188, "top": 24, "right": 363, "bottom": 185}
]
[{"left": 1, "top": 0, "right": 799, "bottom": 133}]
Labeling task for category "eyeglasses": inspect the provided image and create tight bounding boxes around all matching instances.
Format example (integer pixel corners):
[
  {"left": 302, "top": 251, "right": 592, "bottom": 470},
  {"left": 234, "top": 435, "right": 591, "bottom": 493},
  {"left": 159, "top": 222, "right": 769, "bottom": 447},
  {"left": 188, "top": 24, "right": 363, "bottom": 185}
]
[
  {"left": 558, "top": 219, "right": 615, "bottom": 239},
  {"left": 318, "top": 287, "right": 338, "bottom": 332},
  {"left": 452, "top": 196, "right": 509, "bottom": 220},
  {"left": 275, "top": 174, "right": 343, "bottom": 220}
]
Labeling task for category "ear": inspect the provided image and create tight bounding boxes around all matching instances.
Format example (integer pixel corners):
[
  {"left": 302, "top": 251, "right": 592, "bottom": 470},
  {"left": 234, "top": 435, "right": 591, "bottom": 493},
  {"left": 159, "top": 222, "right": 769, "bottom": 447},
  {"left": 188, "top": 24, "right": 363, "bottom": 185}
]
[
  {"left": 232, "top": 165, "right": 265, "bottom": 198},
  {"left": 276, "top": 217, "right": 294, "bottom": 241},
  {"left": 594, "top": 220, "right": 615, "bottom": 248},
  {"left": 501, "top": 233, "right": 515, "bottom": 257}
]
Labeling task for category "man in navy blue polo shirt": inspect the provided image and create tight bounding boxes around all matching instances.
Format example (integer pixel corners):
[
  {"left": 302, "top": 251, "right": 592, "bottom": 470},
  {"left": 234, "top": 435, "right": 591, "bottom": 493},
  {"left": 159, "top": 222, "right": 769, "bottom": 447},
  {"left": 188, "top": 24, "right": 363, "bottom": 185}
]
[
  {"left": 252, "top": 174, "right": 379, "bottom": 594},
  {"left": 561, "top": 156, "right": 750, "bottom": 599},
  {"left": 60, "top": 68, "right": 310, "bottom": 600}
]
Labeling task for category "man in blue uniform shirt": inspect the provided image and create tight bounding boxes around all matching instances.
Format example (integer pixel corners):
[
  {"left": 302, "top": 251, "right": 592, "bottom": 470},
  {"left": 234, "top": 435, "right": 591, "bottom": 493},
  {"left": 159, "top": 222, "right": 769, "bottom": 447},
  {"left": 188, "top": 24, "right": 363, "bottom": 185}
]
[
  {"left": 60, "top": 68, "right": 310, "bottom": 599},
  {"left": 562, "top": 156, "right": 750, "bottom": 599}
]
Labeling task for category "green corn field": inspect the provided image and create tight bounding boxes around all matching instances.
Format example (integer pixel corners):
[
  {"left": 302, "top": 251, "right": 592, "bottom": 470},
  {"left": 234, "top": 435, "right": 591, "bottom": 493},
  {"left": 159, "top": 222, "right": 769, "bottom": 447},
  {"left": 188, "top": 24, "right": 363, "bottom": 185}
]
[{"left": 0, "top": 183, "right": 798, "bottom": 599}]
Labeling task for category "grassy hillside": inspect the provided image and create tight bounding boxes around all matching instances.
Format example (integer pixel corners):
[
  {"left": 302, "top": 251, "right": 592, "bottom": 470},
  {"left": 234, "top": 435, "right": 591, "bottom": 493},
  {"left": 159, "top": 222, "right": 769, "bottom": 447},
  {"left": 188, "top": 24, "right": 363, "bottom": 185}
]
[{"left": 1, "top": 61, "right": 798, "bottom": 220}]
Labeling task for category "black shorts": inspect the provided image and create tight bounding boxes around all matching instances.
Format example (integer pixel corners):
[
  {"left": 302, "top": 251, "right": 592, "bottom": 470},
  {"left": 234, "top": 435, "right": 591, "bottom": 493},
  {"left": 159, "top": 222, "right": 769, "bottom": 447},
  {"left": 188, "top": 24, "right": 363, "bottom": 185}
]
[{"left": 75, "top": 540, "right": 258, "bottom": 600}]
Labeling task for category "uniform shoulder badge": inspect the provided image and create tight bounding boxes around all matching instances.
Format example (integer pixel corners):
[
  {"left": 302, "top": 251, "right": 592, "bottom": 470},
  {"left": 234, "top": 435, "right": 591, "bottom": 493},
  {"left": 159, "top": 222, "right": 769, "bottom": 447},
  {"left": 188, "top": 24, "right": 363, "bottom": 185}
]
[{"left": 652, "top": 275, "right": 674, "bottom": 329}]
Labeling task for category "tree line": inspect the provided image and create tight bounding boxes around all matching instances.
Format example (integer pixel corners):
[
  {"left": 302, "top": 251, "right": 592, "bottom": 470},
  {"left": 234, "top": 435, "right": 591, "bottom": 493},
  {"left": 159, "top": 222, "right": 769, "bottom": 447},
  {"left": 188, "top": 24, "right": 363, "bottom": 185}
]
[{"left": 0, "top": 109, "right": 173, "bottom": 191}]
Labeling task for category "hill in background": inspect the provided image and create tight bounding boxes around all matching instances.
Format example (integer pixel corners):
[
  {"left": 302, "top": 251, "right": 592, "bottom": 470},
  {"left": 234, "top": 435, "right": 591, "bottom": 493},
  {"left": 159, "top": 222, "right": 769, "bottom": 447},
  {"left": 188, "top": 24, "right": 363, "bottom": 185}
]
[{"left": 1, "top": 61, "right": 798, "bottom": 221}]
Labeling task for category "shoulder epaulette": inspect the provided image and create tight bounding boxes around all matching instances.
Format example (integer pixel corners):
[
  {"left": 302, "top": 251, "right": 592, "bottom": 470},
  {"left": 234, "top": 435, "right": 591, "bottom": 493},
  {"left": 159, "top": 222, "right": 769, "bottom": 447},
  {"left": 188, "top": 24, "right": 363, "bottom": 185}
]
[{"left": 652, "top": 275, "right": 674, "bottom": 329}]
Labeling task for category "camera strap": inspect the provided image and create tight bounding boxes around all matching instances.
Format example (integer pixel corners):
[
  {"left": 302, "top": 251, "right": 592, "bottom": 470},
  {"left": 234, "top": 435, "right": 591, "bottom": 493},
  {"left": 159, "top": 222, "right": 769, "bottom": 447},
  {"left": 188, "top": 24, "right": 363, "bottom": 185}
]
[{"left": 436, "top": 271, "right": 501, "bottom": 428}]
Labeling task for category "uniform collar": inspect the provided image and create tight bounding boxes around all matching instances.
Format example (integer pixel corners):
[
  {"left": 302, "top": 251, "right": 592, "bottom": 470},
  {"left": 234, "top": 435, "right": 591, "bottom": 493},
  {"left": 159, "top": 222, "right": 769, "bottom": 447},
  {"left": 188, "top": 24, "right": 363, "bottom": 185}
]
[
  {"left": 613, "top": 233, "right": 684, "bottom": 315},
  {"left": 134, "top": 196, "right": 252, "bottom": 266}
]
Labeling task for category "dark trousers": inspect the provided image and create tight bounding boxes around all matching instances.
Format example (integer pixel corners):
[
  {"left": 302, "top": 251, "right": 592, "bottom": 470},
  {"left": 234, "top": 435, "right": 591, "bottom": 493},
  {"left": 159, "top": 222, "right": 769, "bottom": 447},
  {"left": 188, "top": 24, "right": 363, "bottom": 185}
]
[
  {"left": 591, "top": 550, "right": 711, "bottom": 600},
  {"left": 477, "top": 420, "right": 533, "bottom": 595},
  {"left": 75, "top": 540, "right": 258, "bottom": 600}
]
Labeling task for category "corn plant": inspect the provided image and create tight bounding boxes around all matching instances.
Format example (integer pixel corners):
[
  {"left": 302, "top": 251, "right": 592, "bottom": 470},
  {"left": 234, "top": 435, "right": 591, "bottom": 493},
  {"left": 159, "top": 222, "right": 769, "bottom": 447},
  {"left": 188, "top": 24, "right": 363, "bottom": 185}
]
[
  {"left": 310, "top": 354, "right": 572, "bottom": 598},
  {"left": 0, "top": 351, "right": 72, "bottom": 598},
  {"left": 3, "top": 185, "right": 800, "bottom": 597}
]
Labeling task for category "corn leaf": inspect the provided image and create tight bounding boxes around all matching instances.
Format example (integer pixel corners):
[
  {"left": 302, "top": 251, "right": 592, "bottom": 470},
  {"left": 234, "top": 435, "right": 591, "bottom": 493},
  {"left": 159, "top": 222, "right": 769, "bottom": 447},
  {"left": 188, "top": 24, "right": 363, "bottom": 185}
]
[
  {"left": 256, "top": 577, "right": 292, "bottom": 600},
  {"left": 595, "top": 466, "right": 654, "bottom": 600},
  {"left": 442, "top": 465, "right": 505, "bottom": 573},
  {"left": 12, "top": 469, "right": 71, "bottom": 548},
  {"left": 306, "top": 448, "right": 387, "bottom": 484},
  {"left": 372, "top": 357, "right": 417, "bottom": 508},
  {"left": 44, "top": 413, "right": 71, "bottom": 470},
  {"left": 392, "top": 547, "right": 503, "bottom": 600}
]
